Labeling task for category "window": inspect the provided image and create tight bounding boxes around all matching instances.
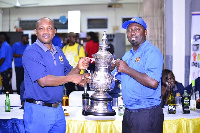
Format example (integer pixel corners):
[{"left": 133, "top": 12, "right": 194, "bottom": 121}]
[
  {"left": 87, "top": 18, "right": 108, "bottom": 29},
  {"left": 19, "top": 20, "right": 37, "bottom": 30},
  {"left": 122, "top": 17, "right": 132, "bottom": 24},
  {"left": 53, "top": 19, "right": 68, "bottom": 29},
  {"left": 19, "top": 19, "right": 68, "bottom": 30}
]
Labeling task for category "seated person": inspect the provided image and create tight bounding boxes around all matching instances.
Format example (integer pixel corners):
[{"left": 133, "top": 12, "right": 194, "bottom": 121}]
[
  {"left": 161, "top": 69, "right": 184, "bottom": 106},
  {"left": 185, "top": 77, "right": 200, "bottom": 95}
]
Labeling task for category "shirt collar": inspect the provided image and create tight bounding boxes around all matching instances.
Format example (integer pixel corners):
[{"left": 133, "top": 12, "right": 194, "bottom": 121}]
[
  {"left": 36, "top": 39, "right": 57, "bottom": 53},
  {"left": 130, "top": 40, "right": 149, "bottom": 54}
]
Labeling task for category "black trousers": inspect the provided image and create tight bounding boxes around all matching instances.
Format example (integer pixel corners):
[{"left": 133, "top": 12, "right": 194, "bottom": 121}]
[
  {"left": 122, "top": 105, "right": 164, "bottom": 133},
  {"left": 1, "top": 68, "right": 13, "bottom": 94},
  {"left": 15, "top": 67, "right": 24, "bottom": 95}
]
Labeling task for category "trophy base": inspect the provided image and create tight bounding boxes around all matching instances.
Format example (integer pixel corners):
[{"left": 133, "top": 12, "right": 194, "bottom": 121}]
[
  {"left": 82, "top": 96, "right": 116, "bottom": 116},
  {"left": 82, "top": 109, "right": 116, "bottom": 116}
]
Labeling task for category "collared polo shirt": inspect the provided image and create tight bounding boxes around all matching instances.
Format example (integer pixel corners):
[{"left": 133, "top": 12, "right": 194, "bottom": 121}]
[
  {"left": 22, "top": 39, "right": 72, "bottom": 103},
  {"left": 112, "top": 40, "right": 163, "bottom": 109},
  {"left": 0, "top": 41, "right": 13, "bottom": 73},
  {"left": 12, "top": 41, "right": 29, "bottom": 67}
]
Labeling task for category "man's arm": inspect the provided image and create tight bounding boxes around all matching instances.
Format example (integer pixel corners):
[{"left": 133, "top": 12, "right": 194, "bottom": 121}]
[
  {"left": 37, "top": 74, "right": 88, "bottom": 87},
  {"left": 116, "top": 60, "right": 158, "bottom": 88},
  {"left": 37, "top": 57, "right": 90, "bottom": 87},
  {"left": 0, "top": 58, "right": 5, "bottom": 66}
]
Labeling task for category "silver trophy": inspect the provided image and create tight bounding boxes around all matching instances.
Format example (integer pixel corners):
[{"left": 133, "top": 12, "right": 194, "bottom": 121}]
[{"left": 83, "top": 31, "right": 116, "bottom": 116}]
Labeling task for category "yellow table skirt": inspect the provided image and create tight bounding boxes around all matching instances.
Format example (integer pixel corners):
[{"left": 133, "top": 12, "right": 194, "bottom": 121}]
[
  {"left": 163, "top": 118, "right": 200, "bottom": 133},
  {"left": 66, "top": 118, "right": 200, "bottom": 133},
  {"left": 66, "top": 119, "right": 122, "bottom": 133}
]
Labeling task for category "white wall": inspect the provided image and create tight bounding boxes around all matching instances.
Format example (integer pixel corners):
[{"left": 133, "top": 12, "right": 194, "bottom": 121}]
[
  {"left": 1, "top": 3, "right": 141, "bottom": 91},
  {"left": 1, "top": 3, "right": 141, "bottom": 44}
]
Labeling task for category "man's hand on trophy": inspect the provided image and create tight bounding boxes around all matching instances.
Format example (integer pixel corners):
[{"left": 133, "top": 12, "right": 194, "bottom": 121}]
[
  {"left": 78, "top": 57, "right": 90, "bottom": 70},
  {"left": 78, "top": 73, "right": 90, "bottom": 87},
  {"left": 116, "top": 60, "right": 129, "bottom": 73},
  {"left": 111, "top": 58, "right": 120, "bottom": 71}
]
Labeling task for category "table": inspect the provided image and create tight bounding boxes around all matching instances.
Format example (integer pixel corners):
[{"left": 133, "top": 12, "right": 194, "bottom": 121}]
[{"left": 0, "top": 106, "right": 200, "bottom": 133}]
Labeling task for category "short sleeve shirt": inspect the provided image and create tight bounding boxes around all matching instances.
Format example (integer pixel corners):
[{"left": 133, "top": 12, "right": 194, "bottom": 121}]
[
  {"left": 0, "top": 41, "right": 13, "bottom": 73},
  {"left": 112, "top": 40, "right": 163, "bottom": 109},
  {"left": 62, "top": 43, "right": 85, "bottom": 68},
  {"left": 85, "top": 40, "right": 99, "bottom": 62},
  {"left": 12, "top": 41, "right": 29, "bottom": 67},
  {"left": 22, "top": 39, "right": 72, "bottom": 103}
]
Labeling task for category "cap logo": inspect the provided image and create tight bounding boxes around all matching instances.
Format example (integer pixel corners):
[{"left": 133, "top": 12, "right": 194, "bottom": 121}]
[{"left": 131, "top": 18, "right": 136, "bottom": 21}]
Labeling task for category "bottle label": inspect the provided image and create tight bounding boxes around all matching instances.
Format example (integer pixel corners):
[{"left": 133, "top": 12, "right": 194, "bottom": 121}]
[
  {"left": 62, "top": 106, "right": 69, "bottom": 116},
  {"left": 168, "top": 105, "right": 176, "bottom": 114},
  {"left": 190, "top": 100, "right": 196, "bottom": 110},
  {"left": 118, "top": 105, "right": 125, "bottom": 116}
]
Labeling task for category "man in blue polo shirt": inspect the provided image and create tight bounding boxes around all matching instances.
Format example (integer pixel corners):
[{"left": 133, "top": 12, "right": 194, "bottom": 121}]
[
  {"left": 112, "top": 17, "right": 164, "bottom": 133},
  {"left": 22, "top": 17, "right": 89, "bottom": 133},
  {"left": 12, "top": 34, "right": 29, "bottom": 95},
  {"left": 0, "top": 32, "right": 13, "bottom": 94}
]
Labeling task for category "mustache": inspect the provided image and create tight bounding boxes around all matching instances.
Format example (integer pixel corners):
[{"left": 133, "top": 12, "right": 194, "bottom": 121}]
[{"left": 42, "top": 33, "right": 50, "bottom": 38}]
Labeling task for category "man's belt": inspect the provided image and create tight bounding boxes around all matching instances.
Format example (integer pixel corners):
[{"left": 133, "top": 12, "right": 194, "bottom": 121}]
[
  {"left": 125, "top": 104, "right": 161, "bottom": 113},
  {"left": 26, "top": 99, "right": 60, "bottom": 108}
]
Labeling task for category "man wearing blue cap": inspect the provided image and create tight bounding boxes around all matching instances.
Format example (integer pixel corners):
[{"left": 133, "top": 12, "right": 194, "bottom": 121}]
[{"left": 112, "top": 17, "right": 164, "bottom": 133}]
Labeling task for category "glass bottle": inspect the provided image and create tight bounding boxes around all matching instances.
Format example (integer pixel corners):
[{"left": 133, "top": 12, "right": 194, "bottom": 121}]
[
  {"left": 118, "top": 94, "right": 125, "bottom": 116},
  {"left": 82, "top": 84, "right": 89, "bottom": 115},
  {"left": 182, "top": 90, "right": 190, "bottom": 114},
  {"left": 168, "top": 85, "right": 176, "bottom": 114},
  {"left": 5, "top": 91, "right": 10, "bottom": 112},
  {"left": 190, "top": 80, "right": 196, "bottom": 110},
  {"left": 62, "top": 88, "right": 69, "bottom": 116}
]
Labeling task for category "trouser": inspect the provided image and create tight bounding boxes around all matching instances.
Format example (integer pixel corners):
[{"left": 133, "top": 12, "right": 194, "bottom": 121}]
[
  {"left": 23, "top": 101, "right": 66, "bottom": 133},
  {"left": 122, "top": 105, "right": 164, "bottom": 133},
  {"left": 1, "top": 68, "right": 13, "bottom": 94},
  {"left": 15, "top": 67, "right": 24, "bottom": 95}
]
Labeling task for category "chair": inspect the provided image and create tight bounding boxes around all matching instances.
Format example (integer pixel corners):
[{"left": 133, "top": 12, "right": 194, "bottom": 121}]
[
  {"left": 0, "top": 94, "right": 21, "bottom": 107},
  {"left": 69, "top": 91, "right": 94, "bottom": 107}
]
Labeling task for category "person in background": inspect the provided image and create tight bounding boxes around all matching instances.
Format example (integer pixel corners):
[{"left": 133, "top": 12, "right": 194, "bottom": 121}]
[
  {"left": 62, "top": 32, "right": 86, "bottom": 96},
  {"left": 12, "top": 34, "right": 29, "bottom": 95},
  {"left": 0, "top": 32, "right": 13, "bottom": 94},
  {"left": 85, "top": 32, "right": 99, "bottom": 73},
  {"left": 111, "top": 17, "right": 164, "bottom": 133},
  {"left": 185, "top": 77, "right": 200, "bottom": 94},
  {"left": 161, "top": 69, "right": 184, "bottom": 106},
  {"left": 22, "top": 17, "right": 90, "bottom": 133},
  {"left": 62, "top": 36, "right": 69, "bottom": 48},
  {"left": 52, "top": 27, "right": 63, "bottom": 48}
]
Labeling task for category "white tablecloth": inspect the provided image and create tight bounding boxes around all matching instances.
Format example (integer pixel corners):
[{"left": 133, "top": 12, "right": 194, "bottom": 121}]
[{"left": 0, "top": 106, "right": 200, "bottom": 120}]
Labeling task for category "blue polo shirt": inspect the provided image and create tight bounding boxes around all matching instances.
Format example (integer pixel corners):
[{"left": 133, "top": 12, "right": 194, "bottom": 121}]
[
  {"left": 22, "top": 39, "right": 72, "bottom": 103},
  {"left": 12, "top": 41, "right": 29, "bottom": 67},
  {"left": 52, "top": 35, "right": 62, "bottom": 48},
  {"left": 0, "top": 41, "right": 13, "bottom": 73},
  {"left": 112, "top": 40, "right": 163, "bottom": 109}
]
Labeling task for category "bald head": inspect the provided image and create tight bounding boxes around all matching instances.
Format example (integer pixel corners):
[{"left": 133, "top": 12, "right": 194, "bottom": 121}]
[
  {"left": 34, "top": 17, "right": 56, "bottom": 45},
  {"left": 36, "top": 17, "right": 54, "bottom": 29}
]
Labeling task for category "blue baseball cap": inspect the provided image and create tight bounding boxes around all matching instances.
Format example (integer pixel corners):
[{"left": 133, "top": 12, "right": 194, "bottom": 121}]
[{"left": 122, "top": 17, "right": 147, "bottom": 30}]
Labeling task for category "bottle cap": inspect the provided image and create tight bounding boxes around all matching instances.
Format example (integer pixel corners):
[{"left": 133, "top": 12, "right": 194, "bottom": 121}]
[{"left": 192, "top": 80, "right": 195, "bottom": 87}]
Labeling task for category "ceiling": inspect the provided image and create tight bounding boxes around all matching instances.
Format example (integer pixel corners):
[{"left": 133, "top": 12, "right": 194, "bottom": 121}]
[{"left": 0, "top": 0, "right": 142, "bottom": 8}]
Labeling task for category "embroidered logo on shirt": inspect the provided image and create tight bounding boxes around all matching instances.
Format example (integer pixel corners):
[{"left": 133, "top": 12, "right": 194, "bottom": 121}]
[
  {"left": 135, "top": 57, "right": 140, "bottom": 62},
  {"left": 59, "top": 56, "right": 63, "bottom": 62}
]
